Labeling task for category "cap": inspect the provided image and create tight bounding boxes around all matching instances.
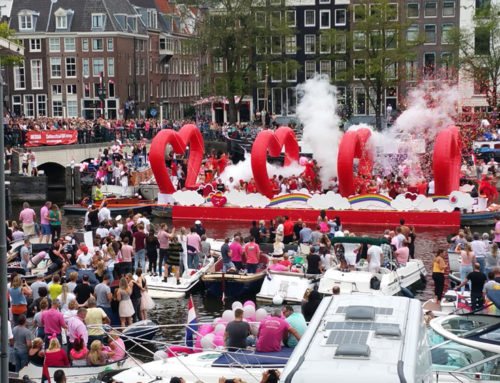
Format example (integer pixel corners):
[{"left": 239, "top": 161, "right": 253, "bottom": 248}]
[
  {"left": 115, "top": 215, "right": 122, "bottom": 221},
  {"left": 81, "top": 246, "right": 88, "bottom": 252},
  {"left": 195, "top": 220, "right": 201, "bottom": 225},
  {"left": 36, "top": 272, "right": 44, "bottom": 278}
]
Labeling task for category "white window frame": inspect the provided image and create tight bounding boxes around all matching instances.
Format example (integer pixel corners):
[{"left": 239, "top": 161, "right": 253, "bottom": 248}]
[
  {"left": 271, "top": 36, "right": 282, "bottom": 54},
  {"left": 271, "top": 62, "right": 282, "bottom": 83},
  {"left": 24, "top": 94, "right": 35, "bottom": 117},
  {"left": 335, "top": 9, "right": 346, "bottom": 26},
  {"left": 441, "top": 23, "right": 453, "bottom": 44},
  {"left": 304, "top": 34, "right": 316, "bottom": 54},
  {"left": 49, "top": 37, "right": 60, "bottom": 52},
  {"left": 387, "top": 3, "right": 398, "bottom": 21},
  {"left": 52, "top": 84, "right": 62, "bottom": 96},
  {"left": 353, "top": 32, "right": 366, "bottom": 51},
  {"left": 18, "top": 13, "right": 33, "bottom": 31},
  {"left": 67, "top": 100, "right": 78, "bottom": 118},
  {"left": 107, "top": 58, "right": 115, "bottom": 77},
  {"left": 353, "top": 59, "right": 366, "bottom": 79},
  {"left": 407, "top": 24, "right": 419, "bottom": 42},
  {"left": 56, "top": 15, "right": 67, "bottom": 29},
  {"left": 305, "top": 60, "right": 316, "bottom": 79},
  {"left": 92, "top": 38, "right": 103, "bottom": 52},
  {"left": 255, "top": 11, "right": 266, "bottom": 27},
  {"left": 29, "top": 38, "right": 41, "bottom": 52},
  {"left": 92, "top": 13, "right": 105, "bottom": 28},
  {"left": 52, "top": 100, "right": 63, "bottom": 117},
  {"left": 319, "top": 10, "right": 330, "bottom": 29},
  {"left": 407, "top": 3, "right": 419, "bottom": 18},
  {"left": 285, "top": 35, "right": 296, "bottom": 54},
  {"left": 424, "top": 24, "right": 437, "bottom": 44},
  {"left": 107, "top": 38, "right": 114, "bottom": 51},
  {"left": 65, "top": 57, "right": 76, "bottom": 78},
  {"left": 64, "top": 37, "right": 75, "bottom": 52},
  {"left": 335, "top": 34, "right": 346, "bottom": 53},
  {"left": 13, "top": 61, "right": 25, "bottom": 90},
  {"left": 82, "top": 58, "right": 89, "bottom": 78},
  {"left": 335, "top": 60, "right": 346, "bottom": 80},
  {"left": 304, "top": 10, "right": 315, "bottom": 27},
  {"left": 442, "top": 1, "right": 456, "bottom": 17},
  {"left": 67, "top": 84, "right": 77, "bottom": 95},
  {"left": 82, "top": 38, "right": 89, "bottom": 52},
  {"left": 320, "top": 60, "right": 331, "bottom": 78},
  {"left": 286, "top": 62, "right": 297, "bottom": 82},
  {"left": 319, "top": 35, "right": 331, "bottom": 54},
  {"left": 37, "top": 95, "right": 46, "bottom": 117},
  {"left": 92, "top": 58, "right": 105, "bottom": 77},
  {"left": 424, "top": 1, "right": 438, "bottom": 18},
  {"left": 286, "top": 10, "right": 296, "bottom": 27},
  {"left": 354, "top": 87, "right": 367, "bottom": 115},
  {"left": 50, "top": 57, "right": 62, "bottom": 78}
]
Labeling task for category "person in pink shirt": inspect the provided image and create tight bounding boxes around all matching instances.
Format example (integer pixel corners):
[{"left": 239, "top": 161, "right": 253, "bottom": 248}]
[
  {"left": 119, "top": 237, "right": 134, "bottom": 276},
  {"left": 269, "top": 257, "right": 288, "bottom": 272},
  {"left": 108, "top": 332, "right": 126, "bottom": 361},
  {"left": 243, "top": 237, "right": 260, "bottom": 274},
  {"left": 19, "top": 202, "right": 36, "bottom": 237},
  {"left": 39, "top": 201, "right": 52, "bottom": 243},
  {"left": 229, "top": 235, "right": 243, "bottom": 271},
  {"left": 395, "top": 240, "right": 410, "bottom": 265},
  {"left": 186, "top": 227, "right": 201, "bottom": 269},
  {"left": 494, "top": 215, "right": 500, "bottom": 245},
  {"left": 41, "top": 299, "right": 67, "bottom": 349},
  {"left": 256, "top": 309, "right": 301, "bottom": 352}
]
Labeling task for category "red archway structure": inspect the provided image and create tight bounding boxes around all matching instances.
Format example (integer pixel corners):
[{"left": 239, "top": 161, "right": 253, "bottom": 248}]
[
  {"left": 337, "top": 128, "right": 374, "bottom": 197},
  {"left": 149, "top": 124, "right": 204, "bottom": 194},
  {"left": 251, "top": 126, "right": 299, "bottom": 198},
  {"left": 433, "top": 125, "right": 462, "bottom": 196}
]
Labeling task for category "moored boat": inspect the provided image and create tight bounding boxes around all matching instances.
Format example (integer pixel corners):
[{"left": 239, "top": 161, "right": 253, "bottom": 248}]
[
  {"left": 150, "top": 204, "right": 173, "bottom": 218},
  {"left": 63, "top": 196, "right": 155, "bottom": 215},
  {"left": 256, "top": 270, "right": 320, "bottom": 304}
]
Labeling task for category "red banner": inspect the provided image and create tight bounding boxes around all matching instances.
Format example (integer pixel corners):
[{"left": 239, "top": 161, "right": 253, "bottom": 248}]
[{"left": 25, "top": 130, "right": 78, "bottom": 147}]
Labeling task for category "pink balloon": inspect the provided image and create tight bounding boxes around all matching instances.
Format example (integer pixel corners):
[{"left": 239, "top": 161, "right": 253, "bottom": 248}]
[
  {"left": 213, "top": 335, "right": 224, "bottom": 347},
  {"left": 299, "top": 156, "right": 308, "bottom": 166},
  {"left": 214, "top": 318, "right": 227, "bottom": 325},
  {"left": 195, "top": 336, "right": 203, "bottom": 350},
  {"left": 243, "top": 300, "right": 256, "bottom": 307},
  {"left": 214, "top": 330, "right": 225, "bottom": 337},
  {"left": 199, "top": 324, "right": 214, "bottom": 335},
  {"left": 248, "top": 315, "right": 256, "bottom": 322}
]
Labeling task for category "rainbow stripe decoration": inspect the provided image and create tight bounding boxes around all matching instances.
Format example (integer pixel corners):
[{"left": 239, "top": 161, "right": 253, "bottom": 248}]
[
  {"left": 348, "top": 194, "right": 392, "bottom": 206},
  {"left": 431, "top": 195, "right": 449, "bottom": 202},
  {"left": 267, "top": 193, "right": 311, "bottom": 207}
]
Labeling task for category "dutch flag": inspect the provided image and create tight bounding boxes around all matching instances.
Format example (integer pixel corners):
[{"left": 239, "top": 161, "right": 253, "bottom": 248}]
[{"left": 185, "top": 295, "right": 198, "bottom": 347}]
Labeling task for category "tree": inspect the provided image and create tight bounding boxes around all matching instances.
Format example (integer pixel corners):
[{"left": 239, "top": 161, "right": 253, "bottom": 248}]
[
  {"left": 323, "top": 0, "right": 422, "bottom": 130},
  {"left": 0, "top": 22, "right": 23, "bottom": 67},
  {"left": 193, "top": 0, "right": 298, "bottom": 123},
  {"left": 449, "top": 3, "right": 500, "bottom": 109}
]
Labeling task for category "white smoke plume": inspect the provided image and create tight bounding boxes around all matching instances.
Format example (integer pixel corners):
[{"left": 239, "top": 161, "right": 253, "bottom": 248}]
[{"left": 296, "top": 75, "right": 343, "bottom": 185}]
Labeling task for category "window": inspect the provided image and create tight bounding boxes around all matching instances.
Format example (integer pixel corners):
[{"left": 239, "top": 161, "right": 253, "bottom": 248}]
[
  {"left": 92, "top": 14, "right": 104, "bottom": 28},
  {"left": 475, "top": 26, "right": 490, "bottom": 55},
  {"left": 319, "top": 0, "right": 330, "bottom": 4},
  {"left": 407, "top": 24, "right": 419, "bottom": 42},
  {"left": 19, "top": 14, "right": 33, "bottom": 30},
  {"left": 354, "top": 59, "right": 366, "bottom": 79},
  {"left": 286, "top": 10, "right": 296, "bottom": 27},
  {"left": 304, "top": 10, "right": 315, "bottom": 27},
  {"left": 67, "top": 84, "right": 77, "bottom": 94},
  {"left": 441, "top": 24, "right": 453, "bottom": 44},
  {"left": 256, "top": 62, "right": 265, "bottom": 82},
  {"left": 14, "top": 62, "right": 25, "bottom": 90},
  {"left": 65, "top": 57, "right": 76, "bottom": 77},
  {"left": 305, "top": 35, "right": 316, "bottom": 54},
  {"left": 335, "top": 34, "right": 346, "bottom": 53},
  {"left": 255, "top": 11, "right": 266, "bottom": 26},
  {"left": 287, "top": 87, "right": 296, "bottom": 112},
  {"left": 92, "top": 38, "right": 103, "bottom": 51},
  {"left": 406, "top": 60, "right": 418, "bottom": 81},
  {"left": 108, "top": 81, "right": 115, "bottom": 98},
  {"left": 37, "top": 95, "right": 46, "bottom": 116},
  {"left": 107, "top": 38, "right": 113, "bottom": 51},
  {"left": 67, "top": 100, "right": 78, "bottom": 118},
  {"left": 271, "top": 62, "right": 282, "bottom": 82},
  {"left": 424, "top": 52, "right": 436, "bottom": 75},
  {"left": 24, "top": 95, "right": 35, "bottom": 117},
  {"left": 52, "top": 84, "right": 62, "bottom": 95},
  {"left": 56, "top": 15, "right": 67, "bottom": 29},
  {"left": 50, "top": 58, "right": 61, "bottom": 78},
  {"left": 82, "top": 58, "right": 89, "bottom": 77},
  {"left": 335, "top": 60, "right": 346, "bottom": 80},
  {"left": 385, "top": 60, "right": 397, "bottom": 79},
  {"left": 425, "top": 25, "right": 436, "bottom": 43},
  {"left": 305, "top": 61, "right": 316, "bottom": 79},
  {"left": 272, "top": 88, "right": 282, "bottom": 115},
  {"left": 441, "top": 52, "right": 454, "bottom": 75},
  {"left": 320, "top": 10, "right": 330, "bottom": 29},
  {"left": 107, "top": 58, "right": 114, "bottom": 77},
  {"left": 286, "top": 63, "right": 297, "bottom": 82},
  {"left": 424, "top": 2, "right": 437, "bottom": 17},
  {"left": 354, "top": 88, "right": 366, "bottom": 115},
  {"left": 12, "top": 95, "right": 21, "bottom": 116},
  {"left": 354, "top": 5, "right": 365, "bottom": 21},
  {"left": 82, "top": 38, "right": 88, "bottom": 51},
  {"left": 386, "top": 87, "right": 397, "bottom": 111},
  {"left": 83, "top": 83, "right": 90, "bottom": 98},
  {"left": 407, "top": 3, "right": 419, "bottom": 18},
  {"left": 64, "top": 37, "right": 75, "bottom": 52},
  {"left": 271, "top": 11, "right": 281, "bottom": 29},
  {"left": 320, "top": 35, "right": 331, "bottom": 54},
  {"left": 385, "top": 30, "right": 397, "bottom": 49},
  {"left": 337, "top": 87, "right": 346, "bottom": 107},
  {"left": 335, "top": 9, "right": 346, "bottom": 26},
  {"left": 49, "top": 37, "right": 60, "bottom": 52},
  {"left": 387, "top": 3, "right": 398, "bottom": 21},
  {"left": 93, "top": 58, "right": 104, "bottom": 76},
  {"left": 30, "top": 39, "right": 41, "bottom": 52},
  {"left": 52, "top": 101, "right": 63, "bottom": 117},
  {"left": 147, "top": 9, "right": 158, "bottom": 29},
  {"left": 214, "top": 57, "right": 224, "bottom": 73},
  {"left": 443, "top": 1, "right": 455, "bottom": 17},
  {"left": 256, "top": 37, "right": 267, "bottom": 54},
  {"left": 285, "top": 35, "right": 296, "bottom": 54},
  {"left": 271, "top": 36, "right": 282, "bottom": 54},
  {"left": 369, "top": 30, "right": 382, "bottom": 50},
  {"left": 354, "top": 32, "right": 366, "bottom": 50},
  {"left": 320, "top": 60, "right": 331, "bottom": 78}
]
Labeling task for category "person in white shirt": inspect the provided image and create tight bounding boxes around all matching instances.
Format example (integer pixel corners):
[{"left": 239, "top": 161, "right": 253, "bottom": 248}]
[
  {"left": 427, "top": 180, "right": 435, "bottom": 195},
  {"left": 96, "top": 224, "right": 109, "bottom": 238},
  {"left": 367, "top": 244, "right": 383, "bottom": 273},
  {"left": 98, "top": 202, "right": 111, "bottom": 223},
  {"left": 77, "top": 246, "right": 93, "bottom": 269}
]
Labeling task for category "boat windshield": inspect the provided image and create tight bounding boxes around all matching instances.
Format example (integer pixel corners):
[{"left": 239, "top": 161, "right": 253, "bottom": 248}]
[{"left": 439, "top": 316, "right": 493, "bottom": 338}]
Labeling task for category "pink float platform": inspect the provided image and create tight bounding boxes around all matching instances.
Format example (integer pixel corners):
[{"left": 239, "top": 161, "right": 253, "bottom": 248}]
[{"left": 172, "top": 206, "right": 461, "bottom": 228}]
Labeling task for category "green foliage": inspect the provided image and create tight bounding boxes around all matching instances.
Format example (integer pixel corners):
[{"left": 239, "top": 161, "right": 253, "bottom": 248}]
[
  {"left": 0, "top": 22, "right": 24, "bottom": 67},
  {"left": 184, "top": 105, "right": 196, "bottom": 117}
]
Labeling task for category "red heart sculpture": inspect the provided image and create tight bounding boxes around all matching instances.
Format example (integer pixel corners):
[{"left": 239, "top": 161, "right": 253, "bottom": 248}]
[
  {"left": 337, "top": 128, "right": 374, "bottom": 197},
  {"left": 211, "top": 193, "right": 227, "bottom": 207},
  {"left": 251, "top": 126, "right": 300, "bottom": 198},
  {"left": 433, "top": 126, "right": 462, "bottom": 196},
  {"left": 149, "top": 124, "right": 204, "bottom": 194}
]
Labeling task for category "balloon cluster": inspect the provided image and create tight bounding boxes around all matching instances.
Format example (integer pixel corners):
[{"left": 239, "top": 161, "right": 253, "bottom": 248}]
[{"left": 195, "top": 300, "right": 269, "bottom": 350}]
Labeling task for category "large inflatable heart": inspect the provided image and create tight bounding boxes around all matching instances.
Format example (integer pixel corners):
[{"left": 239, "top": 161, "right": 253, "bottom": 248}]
[
  {"left": 251, "top": 126, "right": 299, "bottom": 198},
  {"left": 337, "top": 128, "right": 374, "bottom": 197},
  {"left": 149, "top": 124, "right": 204, "bottom": 196},
  {"left": 433, "top": 125, "right": 462, "bottom": 195},
  {"left": 211, "top": 192, "right": 227, "bottom": 207}
]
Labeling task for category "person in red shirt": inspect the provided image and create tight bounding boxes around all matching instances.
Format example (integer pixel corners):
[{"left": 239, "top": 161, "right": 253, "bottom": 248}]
[
  {"left": 283, "top": 216, "right": 294, "bottom": 244},
  {"left": 246, "top": 179, "right": 257, "bottom": 194},
  {"left": 243, "top": 237, "right": 260, "bottom": 274},
  {"left": 44, "top": 337, "right": 69, "bottom": 367}
]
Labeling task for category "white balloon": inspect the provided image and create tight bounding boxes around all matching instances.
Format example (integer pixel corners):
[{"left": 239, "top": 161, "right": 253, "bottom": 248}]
[
  {"left": 243, "top": 305, "right": 256, "bottom": 319},
  {"left": 214, "top": 323, "right": 226, "bottom": 333},
  {"left": 272, "top": 295, "right": 284, "bottom": 305},
  {"left": 255, "top": 308, "right": 268, "bottom": 322},
  {"left": 153, "top": 350, "right": 168, "bottom": 361},
  {"left": 232, "top": 301, "right": 243, "bottom": 310},
  {"left": 251, "top": 322, "right": 259, "bottom": 336},
  {"left": 200, "top": 333, "right": 215, "bottom": 350},
  {"left": 222, "top": 309, "right": 235, "bottom": 322}
]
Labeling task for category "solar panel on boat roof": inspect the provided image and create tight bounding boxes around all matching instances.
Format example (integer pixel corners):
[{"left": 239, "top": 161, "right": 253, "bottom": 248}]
[
  {"left": 345, "top": 306, "right": 376, "bottom": 320},
  {"left": 336, "top": 306, "right": 393, "bottom": 315},
  {"left": 325, "top": 321, "right": 400, "bottom": 332},
  {"left": 325, "top": 330, "right": 369, "bottom": 345}
]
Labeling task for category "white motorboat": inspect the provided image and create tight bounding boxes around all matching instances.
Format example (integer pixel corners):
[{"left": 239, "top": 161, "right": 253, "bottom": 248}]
[
  {"left": 422, "top": 290, "right": 472, "bottom": 317},
  {"left": 19, "top": 357, "right": 136, "bottom": 383},
  {"left": 146, "top": 258, "right": 214, "bottom": 299},
  {"left": 397, "top": 259, "right": 426, "bottom": 288},
  {"left": 256, "top": 270, "right": 320, "bottom": 304},
  {"left": 281, "top": 295, "right": 434, "bottom": 382}
]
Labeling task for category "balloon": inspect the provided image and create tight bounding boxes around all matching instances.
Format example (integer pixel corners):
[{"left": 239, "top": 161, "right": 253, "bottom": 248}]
[
  {"left": 337, "top": 128, "right": 374, "bottom": 197},
  {"left": 213, "top": 318, "right": 226, "bottom": 325},
  {"left": 299, "top": 156, "right": 308, "bottom": 166},
  {"left": 214, "top": 330, "right": 225, "bottom": 337},
  {"left": 198, "top": 324, "right": 214, "bottom": 335},
  {"left": 153, "top": 350, "right": 168, "bottom": 360},
  {"left": 243, "top": 305, "right": 255, "bottom": 319},
  {"left": 149, "top": 125, "right": 204, "bottom": 194},
  {"left": 255, "top": 308, "right": 268, "bottom": 322},
  {"left": 214, "top": 323, "right": 226, "bottom": 333},
  {"left": 251, "top": 127, "right": 300, "bottom": 198},
  {"left": 251, "top": 323, "right": 259, "bottom": 336},
  {"left": 433, "top": 126, "right": 462, "bottom": 195},
  {"left": 213, "top": 335, "right": 224, "bottom": 347},
  {"left": 243, "top": 300, "right": 256, "bottom": 308},
  {"left": 222, "top": 310, "right": 235, "bottom": 322},
  {"left": 200, "top": 333, "right": 215, "bottom": 350},
  {"left": 232, "top": 301, "right": 243, "bottom": 310},
  {"left": 272, "top": 295, "right": 284, "bottom": 305}
]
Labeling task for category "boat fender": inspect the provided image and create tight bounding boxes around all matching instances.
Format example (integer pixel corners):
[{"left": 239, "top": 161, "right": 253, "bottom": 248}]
[
  {"left": 272, "top": 294, "right": 284, "bottom": 305},
  {"left": 153, "top": 350, "right": 169, "bottom": 361},
  {"left": 401, "top": 287, "right": 414, "bottom": 299}
]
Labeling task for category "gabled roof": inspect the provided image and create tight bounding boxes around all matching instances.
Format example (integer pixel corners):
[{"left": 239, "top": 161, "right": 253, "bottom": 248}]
[{"left": 154, "top": 0, "right": 173, "bottom": 15}]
